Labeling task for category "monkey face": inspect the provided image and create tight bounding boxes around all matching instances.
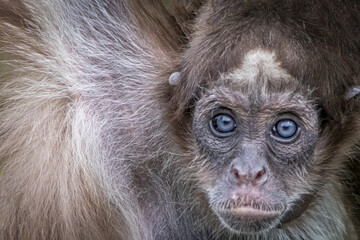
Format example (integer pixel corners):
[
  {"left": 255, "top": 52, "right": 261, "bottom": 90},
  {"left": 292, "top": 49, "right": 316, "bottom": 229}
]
[{"left": 190, "top": 50, "right": 320, "bottom": 234}]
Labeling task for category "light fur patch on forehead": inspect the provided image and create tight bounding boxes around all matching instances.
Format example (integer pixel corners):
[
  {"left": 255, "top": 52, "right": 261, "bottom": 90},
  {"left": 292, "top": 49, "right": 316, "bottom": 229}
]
[{"left": 221, "top": 49, "right": 293, "bottom": 87}]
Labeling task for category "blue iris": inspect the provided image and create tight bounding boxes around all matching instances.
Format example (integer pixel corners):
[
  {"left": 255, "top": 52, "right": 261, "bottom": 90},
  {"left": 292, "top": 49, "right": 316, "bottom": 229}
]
[
  {"left": 274, "top": 119, "right": 297, "bottom": 138},
  {"left": 211, "top": 114, "right": 236, "bottom": 135}
]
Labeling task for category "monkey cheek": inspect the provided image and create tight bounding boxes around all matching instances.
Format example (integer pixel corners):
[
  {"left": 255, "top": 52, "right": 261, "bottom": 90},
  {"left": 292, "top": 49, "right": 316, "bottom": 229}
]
[{"left": 213, "top": 207, "right": 283, "bottom": 234}]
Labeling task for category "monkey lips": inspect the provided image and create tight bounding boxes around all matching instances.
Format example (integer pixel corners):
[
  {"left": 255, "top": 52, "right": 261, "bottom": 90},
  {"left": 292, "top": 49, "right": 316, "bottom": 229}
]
[{"left": 211, "top": 198, "right": 285, "bottom": 234}]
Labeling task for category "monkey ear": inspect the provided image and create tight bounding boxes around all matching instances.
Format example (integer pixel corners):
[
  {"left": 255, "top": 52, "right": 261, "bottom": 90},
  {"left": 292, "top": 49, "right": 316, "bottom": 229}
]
[
  {"left": 346, "top": 86, "right": 360, "bottom": 100},
  {"left": 169, "top": 72, "right": 181, "bottom": 86}
]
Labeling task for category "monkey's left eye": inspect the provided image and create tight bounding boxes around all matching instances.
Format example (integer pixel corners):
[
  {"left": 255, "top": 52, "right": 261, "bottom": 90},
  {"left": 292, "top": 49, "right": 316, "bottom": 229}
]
[
  {"left": 210, "top": 114, "right": 237, "bottom": 137},
  {"left": 271, "top": 119, "right": 298, "bottom": 142}
]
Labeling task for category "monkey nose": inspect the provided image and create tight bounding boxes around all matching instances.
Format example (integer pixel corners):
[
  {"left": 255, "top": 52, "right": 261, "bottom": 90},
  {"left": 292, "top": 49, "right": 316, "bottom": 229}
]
[{"left": 229, "top": 164, "right": 268, "bottom": 187}]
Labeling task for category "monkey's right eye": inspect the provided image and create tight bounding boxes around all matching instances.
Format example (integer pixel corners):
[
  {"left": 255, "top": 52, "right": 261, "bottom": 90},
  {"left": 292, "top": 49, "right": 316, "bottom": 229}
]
[{"left": 210, "top": 114, "right": 237, "bottom": 137}]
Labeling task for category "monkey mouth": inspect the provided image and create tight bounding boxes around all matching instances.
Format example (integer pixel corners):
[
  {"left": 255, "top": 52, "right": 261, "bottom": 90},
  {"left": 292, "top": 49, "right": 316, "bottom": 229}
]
[
  {"left": 219, "top": 205, "right": 283, "bottom": 219},
  {"left": 211, "top": 201, "right": 285, "bottom": 234}
]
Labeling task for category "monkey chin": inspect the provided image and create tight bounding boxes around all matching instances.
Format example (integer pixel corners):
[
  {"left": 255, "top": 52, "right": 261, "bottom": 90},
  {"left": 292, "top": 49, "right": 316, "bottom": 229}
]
[{"left": 212, "top": 205, "right": 284, "bottom": 234}]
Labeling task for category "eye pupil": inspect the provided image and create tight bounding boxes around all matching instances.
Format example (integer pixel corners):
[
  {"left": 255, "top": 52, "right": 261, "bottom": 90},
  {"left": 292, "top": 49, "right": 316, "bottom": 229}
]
[
  {"left": 274, "top": 120, "right": 297, "bottom": 138},
  {"left": 211, "top": 114, "right": 236, "bottom": 136},
  {"left": 218, "top": 115, "right": 231, "bottom": 128}
]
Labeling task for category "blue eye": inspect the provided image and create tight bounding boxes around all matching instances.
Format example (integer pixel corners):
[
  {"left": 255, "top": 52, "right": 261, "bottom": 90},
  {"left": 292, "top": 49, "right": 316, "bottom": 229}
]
[
  {"left": 272, "top": 119, "right": 297, "bottom": 139},
  {"left": 210, "top": 114, "right": 237, "bottom": 137}
]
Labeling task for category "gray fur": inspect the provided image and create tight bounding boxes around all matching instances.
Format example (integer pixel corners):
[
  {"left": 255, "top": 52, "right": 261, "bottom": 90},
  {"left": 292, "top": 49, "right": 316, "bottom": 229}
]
[{"left": 0, "top": 1, "right": 359, "bottom": 240}]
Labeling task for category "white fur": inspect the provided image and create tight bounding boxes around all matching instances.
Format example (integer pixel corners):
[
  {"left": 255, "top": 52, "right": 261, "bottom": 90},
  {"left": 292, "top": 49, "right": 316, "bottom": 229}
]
[{"left": 221, "top": 49, "right": 293, "bottom": 91}]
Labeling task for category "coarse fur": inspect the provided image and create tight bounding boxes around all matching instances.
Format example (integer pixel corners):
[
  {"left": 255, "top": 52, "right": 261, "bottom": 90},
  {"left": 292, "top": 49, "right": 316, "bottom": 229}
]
[{"left": 0, "top": 0, "right": 359, "bottom": 240}]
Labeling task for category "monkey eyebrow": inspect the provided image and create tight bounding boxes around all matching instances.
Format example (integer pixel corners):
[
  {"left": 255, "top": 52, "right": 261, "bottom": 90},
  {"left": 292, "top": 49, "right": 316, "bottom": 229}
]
[{"left": 169, "top": 72, "right": 181, "bottom": 85}]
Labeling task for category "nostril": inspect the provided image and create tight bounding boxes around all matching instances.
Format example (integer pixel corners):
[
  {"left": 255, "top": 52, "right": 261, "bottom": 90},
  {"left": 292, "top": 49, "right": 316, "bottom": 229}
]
[
  {"left": 229, "top": 165, "right": 249, "bottom": 186},
  {"left": 232, "top": 168, "right": 239, "bottom": 178},
  {"left": 252, "top": 167, "right": 267, "bottom": 186},
  {"left": 255, "top": 168, "right": 265, "bottom": 180}
]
